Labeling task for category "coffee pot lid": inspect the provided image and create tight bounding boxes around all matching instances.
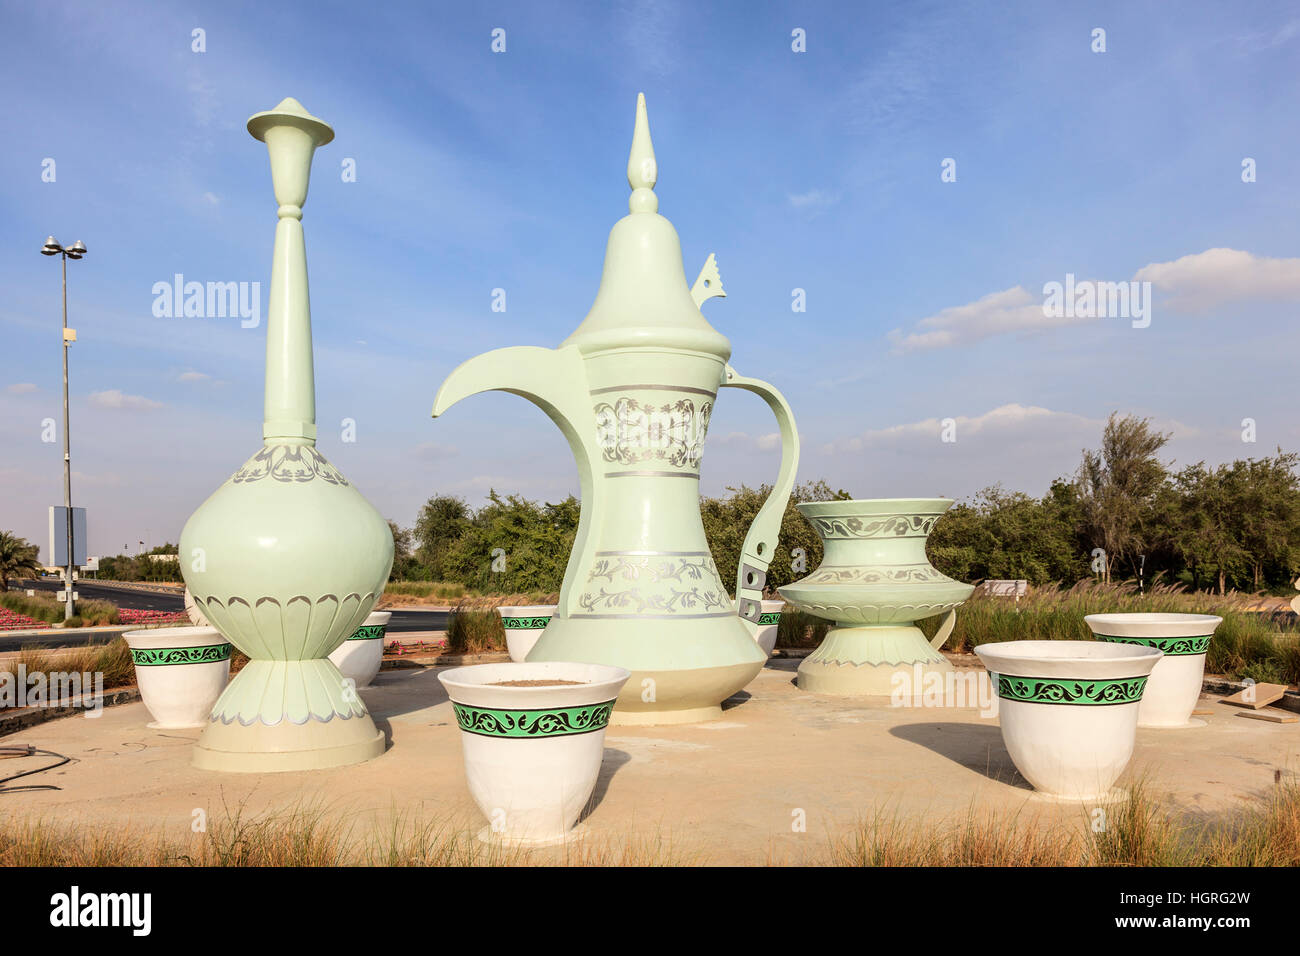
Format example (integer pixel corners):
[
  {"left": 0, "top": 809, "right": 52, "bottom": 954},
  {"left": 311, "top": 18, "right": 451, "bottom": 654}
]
[{"left": 560, "top": 93, "right": 732, "bottom": 359}]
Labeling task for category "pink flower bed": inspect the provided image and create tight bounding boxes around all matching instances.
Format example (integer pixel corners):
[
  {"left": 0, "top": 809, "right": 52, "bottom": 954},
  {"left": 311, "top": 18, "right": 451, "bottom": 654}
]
[
  {"left": 0, "top": 608, "right": 50, "bottom": 630},
  {"left": 117, "top": 608, "right": 189, "bottom": 625}
]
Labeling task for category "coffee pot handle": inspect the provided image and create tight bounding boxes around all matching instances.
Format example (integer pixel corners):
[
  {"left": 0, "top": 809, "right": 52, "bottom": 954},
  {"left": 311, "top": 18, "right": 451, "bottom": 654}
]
[
  {"left": 719, "top": 366, "right": 801, "bottom": 627},
  {"left": 930, "top": 608, "right": 958, "bottom": 650}
]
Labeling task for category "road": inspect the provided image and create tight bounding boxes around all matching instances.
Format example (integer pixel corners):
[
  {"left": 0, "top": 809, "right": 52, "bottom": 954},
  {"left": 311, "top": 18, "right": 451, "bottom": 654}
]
[{"left": 11, "top": 579, "right": 449, "bottom": 637}]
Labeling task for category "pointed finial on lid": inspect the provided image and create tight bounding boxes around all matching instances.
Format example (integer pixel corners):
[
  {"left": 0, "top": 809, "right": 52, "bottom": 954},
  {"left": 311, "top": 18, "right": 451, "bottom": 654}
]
[{"left": 626, "top": 92, "right": 658, "bottom": 214}]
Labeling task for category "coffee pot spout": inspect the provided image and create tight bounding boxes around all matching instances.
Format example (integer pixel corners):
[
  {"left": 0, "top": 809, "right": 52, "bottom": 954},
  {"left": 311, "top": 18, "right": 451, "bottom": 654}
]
[
  {"left": 432, "top": 346, "right": 581, "bottom": 421},
  {"left": 432, "top": 344, "right": 597, "bottom": 490}
]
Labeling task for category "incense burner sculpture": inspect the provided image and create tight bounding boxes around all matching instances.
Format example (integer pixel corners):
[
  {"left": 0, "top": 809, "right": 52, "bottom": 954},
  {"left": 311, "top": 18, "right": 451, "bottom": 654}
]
[
  {"left": 433, "top": 95, "right": 800, "bottom": 725},
  {"left": 180, "top": 98, "right": 393, "bottom": 772},
  {"left": 779, "top": 499, "right": 973, "bottom": 696}
]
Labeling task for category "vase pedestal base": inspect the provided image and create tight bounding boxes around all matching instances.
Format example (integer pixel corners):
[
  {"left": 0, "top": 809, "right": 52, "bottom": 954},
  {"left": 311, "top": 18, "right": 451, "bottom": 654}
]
[
  {"left": 797, "top": 625, "right": 952, "bottom": 697},
  {"left": 192, "top": 658, "right": 386, "bottom": 772},
  {"left": 191, "top": 728, "right": 384, "bottom": 775}
]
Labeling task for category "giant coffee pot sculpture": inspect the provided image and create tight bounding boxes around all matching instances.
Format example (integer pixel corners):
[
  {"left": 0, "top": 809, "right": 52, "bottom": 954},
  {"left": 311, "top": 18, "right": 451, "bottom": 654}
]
[
  {"left": 181, "top": 99, "right": 393, "bottom": 772},
  {"left": 434, "top": 94, "right": 799, "bottom": 725}
]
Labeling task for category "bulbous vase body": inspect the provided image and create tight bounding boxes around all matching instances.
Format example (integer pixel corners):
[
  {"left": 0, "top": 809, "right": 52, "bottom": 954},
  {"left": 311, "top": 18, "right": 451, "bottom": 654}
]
[
  {"left": 181, "top": 442, "right": 393, "bottom": 770},
  {"left": 779, "top": 498, "right": 974, "bottom": 696}
]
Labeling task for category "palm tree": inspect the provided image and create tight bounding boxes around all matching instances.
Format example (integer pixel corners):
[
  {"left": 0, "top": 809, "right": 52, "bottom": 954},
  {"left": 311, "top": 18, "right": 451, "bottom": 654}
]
[{"left": 0, "top": 531, "right": 43, "bottom": 592}]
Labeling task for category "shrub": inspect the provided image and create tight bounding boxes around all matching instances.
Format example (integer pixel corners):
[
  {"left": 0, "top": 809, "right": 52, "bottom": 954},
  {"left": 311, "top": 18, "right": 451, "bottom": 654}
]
[{"left": 445, "top": 607, "right": 507, "bottom": 654}]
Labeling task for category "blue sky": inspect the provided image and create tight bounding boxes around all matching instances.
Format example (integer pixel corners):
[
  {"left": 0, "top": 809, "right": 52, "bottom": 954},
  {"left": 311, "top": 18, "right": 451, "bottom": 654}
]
[{"left": 3, "top": 0, "right": 1299, "bottom": 560}]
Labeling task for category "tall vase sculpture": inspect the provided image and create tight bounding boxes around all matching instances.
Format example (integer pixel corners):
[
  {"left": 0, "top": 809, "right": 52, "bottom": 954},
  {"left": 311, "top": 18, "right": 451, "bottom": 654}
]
[
  {"left": 180, "top": 98, "right": 393, "bottom": 772},
  {"left": 779, "top": 499, "right": 973, "bottom": 696},
  {"left": 433, "top": 94, "right": 800, "bottom": 725}
]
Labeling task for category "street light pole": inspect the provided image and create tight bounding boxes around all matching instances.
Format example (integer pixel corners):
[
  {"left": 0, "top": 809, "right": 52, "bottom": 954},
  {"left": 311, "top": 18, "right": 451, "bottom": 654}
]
[
  {"left": 42, "top": 236, "right": 86, "bottom": 622},
  {"left": 61, "top": 250, "right": 72, "bottom": 621}
]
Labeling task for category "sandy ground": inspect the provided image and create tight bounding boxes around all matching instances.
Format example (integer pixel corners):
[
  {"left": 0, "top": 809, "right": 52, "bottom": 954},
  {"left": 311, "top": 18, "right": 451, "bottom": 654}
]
[{"left": 3, "top": 660, "right": 1297, "bottom": 864}]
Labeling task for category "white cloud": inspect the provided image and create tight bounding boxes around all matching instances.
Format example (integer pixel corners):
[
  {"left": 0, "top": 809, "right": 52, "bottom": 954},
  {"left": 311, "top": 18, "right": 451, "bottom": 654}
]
[
  {"left": 1134, "top": 248, "right": 1300, "bottom": 312},
  {"left": 890, "top": 247, "right": 1300, "bottom": 353},
  {"left": 825, "top": 404, "right": 1101, "bottom": 455},
  {"left": 713, "top": 430, "right": 781, "bottom": 451},
  {"left": 787, "top": 189, "right": 840, "bottom": 210},
  {"left": 201, "top": 192, "right": 220, "bottom": 206},
  {"left": 176, "top": 370, "right": 211, "bottom": 383},
  {"left": 6, "top": 383, "right": 37, "bottom": 394},
  {"left": 89, "top": 389, "right": 164, "bottom": 410},
  {"left": 889, "top": 286, "right": 1085, "bottom": 353}
]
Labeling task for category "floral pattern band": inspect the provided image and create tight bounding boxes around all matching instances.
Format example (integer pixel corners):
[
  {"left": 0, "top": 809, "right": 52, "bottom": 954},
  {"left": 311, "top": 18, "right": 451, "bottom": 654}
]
[
  {"left": 501, "top": 616, "right": 552, "bottom": 629},
  {"left": 1093, "top": 634, "right": 1211, "bottom": 656},
  {"left": 452, "top": 700, "right": 616, "bottom": 738},
  {"left": 347, "top": 624, "right": 387, "bottom": 641},
  {"left": 131, "top": 645, "right": 231, "bottom": 666},
  {"left": 991, "top": 673, "right": 1148, "bottom": 705}
]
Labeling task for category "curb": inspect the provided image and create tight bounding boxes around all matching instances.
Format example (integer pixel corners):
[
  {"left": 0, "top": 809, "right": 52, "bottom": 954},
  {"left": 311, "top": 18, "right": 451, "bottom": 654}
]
[
  {"left": 68, "top": 580, "right": 183, "bottom": 595},
  {"left": 382, "top": 652, "right": 511, "bottom": 670},
  {"left": 0, "top": 625, "right": 133, "bottom": 642},
  {"left": 0, "top": 686, "right": 142, "bottom": 739}
]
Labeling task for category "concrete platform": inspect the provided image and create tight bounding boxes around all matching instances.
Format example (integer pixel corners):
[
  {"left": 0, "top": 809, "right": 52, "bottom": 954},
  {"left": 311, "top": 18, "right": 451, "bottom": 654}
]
[{"left": 3, "top": 660, "right": 1297, "bottom": 864}]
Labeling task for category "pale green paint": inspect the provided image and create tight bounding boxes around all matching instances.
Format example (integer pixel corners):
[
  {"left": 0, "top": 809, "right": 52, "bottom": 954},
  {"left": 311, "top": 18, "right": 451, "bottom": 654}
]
[
  {"left": 431, "top": 94, "right": 799, "bottom": 723},
  {"left": 780, "top": 499, "right": 975, "bottom": 695},
  {"left": 180, "top": 98, "right": 391, "bottom": 770}
]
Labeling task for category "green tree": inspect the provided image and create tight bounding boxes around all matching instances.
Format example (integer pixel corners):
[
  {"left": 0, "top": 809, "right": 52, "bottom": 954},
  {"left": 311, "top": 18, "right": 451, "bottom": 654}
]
[
  {"left": 1236, "top": 451, "right": 1300, "bottom": 590},
  {"left": 928, "top": 483, "right": 1088, "bottom": 585},
  {"left": 1169, "top": 463, "right": 1248, "bottom": 595},
  {"left": 1075, "top": 413, "right": 1171, "bottom": 583},
  {"left": 413, "top": 494, "right": 472, "bottom": 580},
  {"left": 387, "top": 520, "right": 417, "bottom": 581},
  {"left": 440, "top": 491, "right": 579, "bottom": 593},
  {"left": 701, "top": 479, "right": 851, "bottom": 595},
  {"left": 0, "top": 531, "right": 43, "bottom": 591}
]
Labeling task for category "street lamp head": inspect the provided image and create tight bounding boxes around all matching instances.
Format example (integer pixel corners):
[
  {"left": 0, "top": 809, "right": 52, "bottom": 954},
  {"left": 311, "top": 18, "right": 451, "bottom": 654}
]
[
  {"left": 41, "top": 236, "right": 62, "bottom": 256},
  {"left": 65, "top": 240, "right": 87, "bottom": 260}
]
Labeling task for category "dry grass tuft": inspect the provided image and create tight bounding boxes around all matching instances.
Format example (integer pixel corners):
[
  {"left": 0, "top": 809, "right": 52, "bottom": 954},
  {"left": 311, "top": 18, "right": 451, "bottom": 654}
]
[{"left": 830, "top": 778, "right": 1300, "bottom": 867}]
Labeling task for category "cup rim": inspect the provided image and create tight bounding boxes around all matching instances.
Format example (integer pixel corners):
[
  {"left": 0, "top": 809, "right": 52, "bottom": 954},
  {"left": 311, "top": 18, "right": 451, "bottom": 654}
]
[
  {"left": 795, "top": 498, "right": 954, "bottom": 518},
  {"left": 122, "top": 625, "right": 228, "bottom": 649},
  {"left": 494, "top": 605, "right": 558, "bottom": 617},
  {"left": 1084, "top": 612, "right": 1222, "bottom": 638}
]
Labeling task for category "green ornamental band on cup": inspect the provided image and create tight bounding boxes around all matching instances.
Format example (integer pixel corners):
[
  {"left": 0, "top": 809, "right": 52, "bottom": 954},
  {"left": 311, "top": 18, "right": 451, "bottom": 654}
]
[
  {"left": 500, "top": 616, "right": 552, "bottom": 630},
  {"left": 452, "top": 700, "right": 617, "bottom": 738},
  {"left": 130, "top": 644, "right": 232, "bottom": 666},
  {"left": 1090, "top": 634, "right": 1212, "bottom": 656},
  {"left": 991, "top": 673, "right": 1149, "bottom": 706}
]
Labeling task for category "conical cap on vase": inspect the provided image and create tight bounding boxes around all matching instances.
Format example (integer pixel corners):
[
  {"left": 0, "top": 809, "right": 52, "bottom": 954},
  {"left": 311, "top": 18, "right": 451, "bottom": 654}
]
[
  {"left": 247, "top": 97, "right": 334, "bottom": 212},
  {"left": 560, "top": 92, "right": 731, "bottom": 359}
]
